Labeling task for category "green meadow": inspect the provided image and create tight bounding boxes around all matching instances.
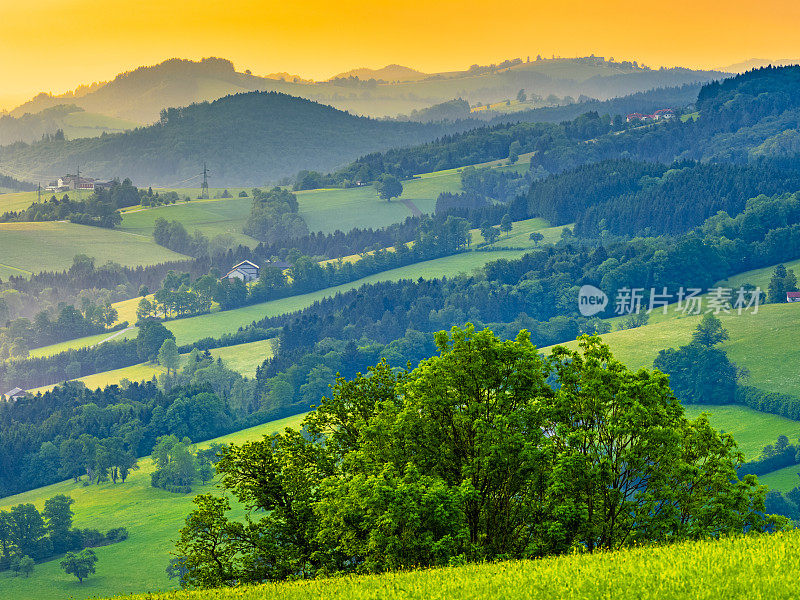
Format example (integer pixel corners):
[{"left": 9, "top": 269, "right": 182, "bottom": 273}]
[
  {"left": 30, "top": 246, "right": 538, "bottom": 356},
  {"left": 30, "top": 338, "right": 276, "bottom": 393},
  {"left": 720, "top": 256, "right": 800, "bottom": 290},
  {"left": 0, "top": 222, "right": 189, "bottom": 275},
  {"left": 0, "top": 414, "right": 305, "bottom": 600},
  {"left": 471, "top": 217, "right": 567, "bottom": 247},
  {"left": 119, "top": 196, "right": 256, "bottom": 247},
  {"left": 682, "top": 405, "right": 800, "bottom": 460},
  {"left": 103, "top": 531, "right": 800, "bottom": 600},
  {"left": 118, "top": 153, "right": 530, "bottom": 240},
  {"left": 0, "top": 191, "right": 40, "bottom": 214},
  {"left": 548, "top": 302, "right": 800, "bottom": 399}
]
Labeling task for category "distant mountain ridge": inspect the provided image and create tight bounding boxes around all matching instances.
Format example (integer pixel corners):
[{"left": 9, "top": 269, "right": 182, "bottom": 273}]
[{"left": 7, "top": 56, "right": 727, "bottom": 128}]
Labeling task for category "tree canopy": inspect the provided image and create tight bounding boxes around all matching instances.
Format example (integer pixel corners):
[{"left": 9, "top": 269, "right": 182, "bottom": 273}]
[{"left": 173, "top": 326, "right": 779, "bottom": 588}]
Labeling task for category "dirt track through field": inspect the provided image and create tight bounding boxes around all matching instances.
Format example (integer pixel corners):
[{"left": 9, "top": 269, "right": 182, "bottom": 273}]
[{"left": 400, "top": 198, "right": 423, "bottom": 216}]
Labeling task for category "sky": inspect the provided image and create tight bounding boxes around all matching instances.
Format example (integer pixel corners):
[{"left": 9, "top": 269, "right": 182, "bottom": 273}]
[{"left": 2, "top": 0, "right": 800, "bottom": 107}]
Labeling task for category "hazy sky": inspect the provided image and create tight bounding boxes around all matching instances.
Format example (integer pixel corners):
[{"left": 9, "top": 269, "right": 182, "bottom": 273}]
[{"left": 2, "top": 0, "right": 800, "bottom": 103}]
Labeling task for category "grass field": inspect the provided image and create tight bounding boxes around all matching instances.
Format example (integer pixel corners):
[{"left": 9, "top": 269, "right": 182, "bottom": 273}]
[
  {"left": 31, "top": 248, "right": 534, "bottom": 355},
  {"left": 0, "top": 191, "right": 39, "bottom": 214},
  {"left": 100, "top": 531, "right": 800, "bottom": 600},
  {"left": 30, "top": 339, "right": 276, "bottom": 393},
  {"left": 118, "top": 154, "right": 531, "bottom": 241},
  {"left": 759, "top": 464, "right": 800, "bottom": 492},
  {"left": 28, "top": 330, "right": 131, "bottom": 359},
  {"left": 471, "top": 218, "right": 567, "bottom": 248},
  {"left": 119, "top": 197, "right": 257, "bottom": 247},
  {"left": 549, "top": 302, "right": 800, "bottom": 399},
  {"left": 0, "top": 413, "right": 306, "bottom": 600},
  {"left": 116, "top": 170, "right": 463, "bottom": 242},
  {"left": 682, "top": 405, "right": 800, "bottom": 460},
  {"left": 720, "top": 257, "right": 800, "bottom": 291},
  {"left": 0, "top": 222, "right": 189, "bottom": 275}
]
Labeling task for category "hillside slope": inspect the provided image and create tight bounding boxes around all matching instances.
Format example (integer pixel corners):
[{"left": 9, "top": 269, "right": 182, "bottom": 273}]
[
  {"left": 0, "top": 92, "right": 448, "bottom": 186},
  {"left": 101, "top": 531, "right": 800, "bottom": 600},
  {"left": 0, "top": 414, "right": 305, "bottom": 600},
  {"left": 8, "top": 57, "right": 725, "bottom": 123},
  {"left": 0, "top": 105, "right": 140, "bottom": 145}
]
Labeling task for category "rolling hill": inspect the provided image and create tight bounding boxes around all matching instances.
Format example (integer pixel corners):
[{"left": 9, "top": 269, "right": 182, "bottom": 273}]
[
  {"left": 331, "top": 64, "right": 430, "bottom": 82},
  {"left": 7, "top": 56, "right": 725, "bottom": 126},
  {"left": 0, "top": 91, "right": 452, "bottom": 186},
  {"left": 100, "top": 531, "right": 800, "bottom": 600},
  {"left": 0, "top": 105, "right": 140, "bottom": 145},
  {"left": 0, "top": 222, "right": 189, "bottom": 278},
  {"left": 0, "top": 414, "right": 306, "bottom": 600}
]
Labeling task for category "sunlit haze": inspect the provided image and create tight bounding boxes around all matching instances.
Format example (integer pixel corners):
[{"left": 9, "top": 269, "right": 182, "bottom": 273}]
[{"left": 2, "top": 0, "right": 800, "bottom": 105}]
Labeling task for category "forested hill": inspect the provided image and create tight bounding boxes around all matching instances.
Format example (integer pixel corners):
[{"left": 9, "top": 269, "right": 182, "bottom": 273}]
[{"left": 0, "top": 92, "right": 458, "bottom": 186}]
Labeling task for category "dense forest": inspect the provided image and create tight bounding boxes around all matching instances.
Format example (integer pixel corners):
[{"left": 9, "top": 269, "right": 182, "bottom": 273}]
[
  {"left": 527, "top": 158, "right": 800, "bottom": 236},
  {"left": 0, "top": 92, "right": 464, "bottom": 186}
]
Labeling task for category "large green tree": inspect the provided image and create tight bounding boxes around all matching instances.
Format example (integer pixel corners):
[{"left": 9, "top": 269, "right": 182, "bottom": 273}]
[
  {"left": 137, "top": 318, "right": 175, "bottom": 361},
  {"left": 173, "top": 326, "right": 781, "bottom": 588},
  {"left": 158, "top": 338, "right": 180, "bottom": 376},
  {"left": 375, "top": 174, "right": 403, "bottom": 202},
  {"left": 60, "top": 548, "right": 97, "bottom": 583}
]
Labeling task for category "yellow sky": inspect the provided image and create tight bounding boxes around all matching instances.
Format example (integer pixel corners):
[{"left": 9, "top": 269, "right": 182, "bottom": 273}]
[{"left": 2, "top": 0, "right": 800, "bottom": 102}]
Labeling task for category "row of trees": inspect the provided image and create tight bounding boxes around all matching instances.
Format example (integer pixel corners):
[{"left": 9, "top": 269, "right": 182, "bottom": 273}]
[
  {"left": 0, "top": 179, "right": 142, "bottom": 228},
  {"left": 0, "top": 494, "right": 125, "bottom": 573},
  {"left": 1, "top": 298, "right": 120, "bottom": 359},
  {"left": 0, "top": 336, "right": 273, "bottom": 497}
]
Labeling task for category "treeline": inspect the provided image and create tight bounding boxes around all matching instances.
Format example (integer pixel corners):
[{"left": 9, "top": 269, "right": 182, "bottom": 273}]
[
  {"left": 0, "top": 172, "right": 36, "bottom": 192},
  {"left": 0, "top": 178, "right": 141, "bottom": 228},
  {"left": 294, "top": 120, "right": 564, "bottom": 189},
  {"left": 1, "top": 299, "right": 122, "bottom": 359},
  {"left": 0, "top": 317, "right": 278, "bottom": 392},
  {"left": 0, "top": 254, "right": 200, "bottom": 323},
  {"left": 0, "top": 343, "right": 274, "bottom": 497},
  {"left": 486, "top": 83, "right": 701, "bottom": 125},
  {"left": 149, "top": 215, "right": 473, "bottom": 318},
  {"left": 527, "top": 158, "right": 800, "bottom": 237},
  {"left": 531, "top": 67, "right": 800, "bottom": 172},
  {"left": 0, "top": 495, "right": 127, "bottom": 570},
  {"left": 737, "top": 434, "right": 800, "bottom": 522}
]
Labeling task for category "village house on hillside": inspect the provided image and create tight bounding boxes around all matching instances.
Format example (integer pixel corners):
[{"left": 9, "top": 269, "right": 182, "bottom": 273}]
[
  {"left": 223, "top": 259, "right": 292, "bottom": 283},
  {"left": 626, "top": 108, "right": 675, "bottom": 123},
  {"left": 787, "top": 291, "right": 800, "bottom": 303},
  {"left": 224, "top": 260, "right": 261, "bottom": 282}
]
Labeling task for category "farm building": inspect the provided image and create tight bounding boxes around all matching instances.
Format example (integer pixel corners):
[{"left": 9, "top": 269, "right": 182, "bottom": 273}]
[
  {"left": 46, "top": 175, "right": 113, "bottom": 192},
  {"left": 787, "top": 292, "right": 800, "bottom": 303},
  {"left": 3, "top": 387, "right": 28, "bottom": 402},
  {"left": 224, "top": 260, "right": 261, "bottom": 282}
]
